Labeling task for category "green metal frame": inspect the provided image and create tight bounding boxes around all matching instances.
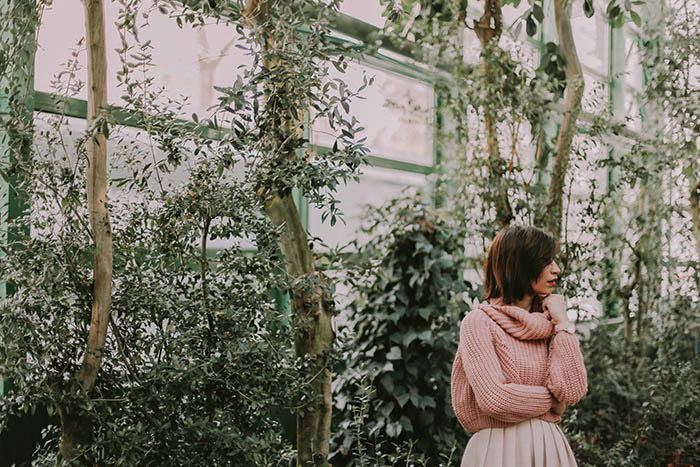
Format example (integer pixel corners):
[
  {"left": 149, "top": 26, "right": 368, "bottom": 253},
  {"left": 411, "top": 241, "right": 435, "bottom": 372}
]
[
  {"left": 24, "top": 0, "right": 644, "bottom": 247},
  {"left": 1, "top": 1, "right": 36, "bottom": 397},
  {"left": 4, "top": 0, "right": 648, "bottom": 397},
  {"left": 1, "top": 0, "right": 658, "bottom": 457}
]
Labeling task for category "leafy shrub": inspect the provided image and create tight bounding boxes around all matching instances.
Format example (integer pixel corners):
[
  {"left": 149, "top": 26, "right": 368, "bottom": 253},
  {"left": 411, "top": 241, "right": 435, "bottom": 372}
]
[
  {"left": 0, "top": 122, "right": 300, "bottom": 465},
  {"left": 329, "top": 192, "right": 480, "bottom": 466},
  {"left": 564, "top": 294, "right": 700, "bottom": 467}
]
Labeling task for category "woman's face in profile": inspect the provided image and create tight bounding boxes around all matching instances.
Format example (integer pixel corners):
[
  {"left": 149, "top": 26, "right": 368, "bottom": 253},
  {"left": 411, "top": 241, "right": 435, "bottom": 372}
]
[{"left": 531, "top": 260, "right": 561, "bottom": 297}]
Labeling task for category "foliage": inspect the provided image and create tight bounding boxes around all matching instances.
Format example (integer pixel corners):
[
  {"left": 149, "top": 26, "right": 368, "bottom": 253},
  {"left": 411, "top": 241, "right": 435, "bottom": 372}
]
[
  {"left": 0, "top": 0, "right": 372, "bottom": 463},
  {"left": 0, "top": 0, "right": 697, "bottom": 464},
  {"left": 329, "top": 191, "right": 480, "bottom": 466},
  {"left": 563, "top": 293, "right": 700, "bottom": 467},
  {"left": 372, "top": 2, "right": 698, "bottom": 466},
  {"left": 332, "top": 372, "right": 462, "bottom": 467}
]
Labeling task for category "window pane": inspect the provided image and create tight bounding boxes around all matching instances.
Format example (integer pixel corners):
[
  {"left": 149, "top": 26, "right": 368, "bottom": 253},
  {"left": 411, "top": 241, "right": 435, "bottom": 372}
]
[
  {"left": 572, "top": 9, "right": 609, "bottom": 75},
  {"left": 463, "top": 28, "right": 539, "bottom": 71},
  {"left": 582, "top": 72, "right": 609, "bottom": 114},
  {"left": 307, "top": 166, "right": 428, "bottom": 250},
  {"left": 336, "top": 0, "right": 385, "bottom": 27},
  {"left": 623, "top": 27, "right": 644, "bottom": 90},
  {"left": 570, "top": 134, "right": 608, "bottom": 199},
  {"left": 35, "top": 2, "right": 253, "bottom": 117},
  {"left": 462, "top": 27, "right": 482, "bottom": 65},
  {"left": 31, "top": 112, "right": 250, "bottom": 249},
  {"left": 502, "top": 1, "right": 532, "bottom": 42},
  {"left": 623, "top": 91, "right": 642, "bottom": 132},
  {"left": 311, "top": 60, "right": 434, "bottom": 165}
]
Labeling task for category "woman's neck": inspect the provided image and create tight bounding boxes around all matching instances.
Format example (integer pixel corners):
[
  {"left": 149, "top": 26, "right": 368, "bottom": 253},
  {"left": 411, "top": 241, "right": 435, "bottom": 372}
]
[{"left": 512, "top": 294, "right": 533, "bottom": 312}]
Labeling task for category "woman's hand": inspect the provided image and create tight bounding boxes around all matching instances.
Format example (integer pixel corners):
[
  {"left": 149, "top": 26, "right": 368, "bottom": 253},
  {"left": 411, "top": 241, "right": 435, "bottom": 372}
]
[
  {"left": 542, "top": 293, "right": 569, "bottom": 324},
  {"left": 550, "top": 393, "right": 567, "bottom": 416}
]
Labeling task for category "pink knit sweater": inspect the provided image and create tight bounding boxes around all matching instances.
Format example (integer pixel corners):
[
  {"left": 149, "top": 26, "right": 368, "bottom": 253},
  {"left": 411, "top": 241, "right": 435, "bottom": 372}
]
[{"left": 450, "top": 297, "right": 588, "bottom": 433}]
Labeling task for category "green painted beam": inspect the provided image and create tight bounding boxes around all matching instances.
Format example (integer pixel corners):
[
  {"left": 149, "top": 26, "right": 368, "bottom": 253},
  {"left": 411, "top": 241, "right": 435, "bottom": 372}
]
[
  {"left": 431, "top": 85, "right": 447, "bottom": 209},
  {"left": 34, "top": 91, "right": 435, "bottom": 176},
  {"left": 33, "top": 91, "right": 226, "bottom": 140},
  {"left": 364, "top": 154, "right": 434, "bottom": 175},
  {"left": 0, "top": 6, "right": 34, "bottom": 294},
  {"left": 1, "top": 0, "right": 38, "bottom": 399}
]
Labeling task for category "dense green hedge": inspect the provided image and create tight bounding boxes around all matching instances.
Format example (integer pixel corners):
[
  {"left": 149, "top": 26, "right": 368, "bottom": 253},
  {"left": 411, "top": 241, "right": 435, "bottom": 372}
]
[
  {"left": 565, "top": 294, "right": 700, "bottom": 467},
  {"left": 329, "top": 193, "right": 481, "bottom": 466}
]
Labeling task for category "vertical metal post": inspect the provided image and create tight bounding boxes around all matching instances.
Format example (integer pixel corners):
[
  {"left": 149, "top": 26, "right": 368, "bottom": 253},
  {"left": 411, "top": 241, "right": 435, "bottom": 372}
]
[
  {"left": 534, "top": 0, "right": 559, "bottom": 191},
  {"left": 0, "top": 0, "right": 36, "bottom": 397},
  {"left": 598, "top": 14, "right": 626, "bottom": 319}
]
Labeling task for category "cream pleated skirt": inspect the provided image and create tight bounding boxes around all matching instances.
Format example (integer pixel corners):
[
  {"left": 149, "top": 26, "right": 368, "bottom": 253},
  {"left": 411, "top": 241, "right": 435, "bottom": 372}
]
[{"left": 461, "top": 418, "right": 578, "bottom": 466}]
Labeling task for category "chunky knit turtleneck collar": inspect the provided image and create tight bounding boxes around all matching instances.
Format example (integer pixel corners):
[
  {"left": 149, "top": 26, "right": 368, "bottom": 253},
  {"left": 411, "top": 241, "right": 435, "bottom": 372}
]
[{"left": 477, "top": 297, "right": 554, "bottom": 340}]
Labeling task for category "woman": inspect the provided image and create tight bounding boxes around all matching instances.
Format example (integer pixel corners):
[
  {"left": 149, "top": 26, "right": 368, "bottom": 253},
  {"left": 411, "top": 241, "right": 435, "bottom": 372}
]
[{"left": 451, "top": 225, "right": 588, "bottom": 466}]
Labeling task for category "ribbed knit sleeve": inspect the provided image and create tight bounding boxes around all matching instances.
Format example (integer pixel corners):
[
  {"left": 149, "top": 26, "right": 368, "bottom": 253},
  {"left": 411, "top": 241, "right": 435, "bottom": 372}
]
[
  {"left": 459, "top": 311, "right": 553, "bottom": 423},
  {"left": 545, "top": 330, "right": 588, "bottom": 405}
]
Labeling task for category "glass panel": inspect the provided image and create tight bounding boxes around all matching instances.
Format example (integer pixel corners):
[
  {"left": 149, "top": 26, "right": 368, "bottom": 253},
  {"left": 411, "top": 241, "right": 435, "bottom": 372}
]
[
  {"left": 623, "top": 91, "right": 642, "bottom": 132},
  {"left": 311, "top": 60, "right": 434, "bottom": 165},
  {"left": 570, "top": 134, "right": 608, "bottom": 199},
  {"left": 35, "top": 2, "right": 253, "bottom": 117},
  {"left": 572, "top": 8, "right": 609, "bottom": 75},
  {"left": 502, "top": 1, "right": 532, "bottom": 41},
  {"left": 31, "top": 112, "right": 250, "bottom": 249},
  {"left": 29, "top": 112, "right": 83, "bottom": 240},
  {"left": 582, "top": 71, "right": 609, "bottom": 114},
  {"left": 336, "top": 0, "right": 385, "bottom": 27},
  {"left": 503, "top": 35, "right": 539, "bottom": 70},
  {"left": 512, "top": 119, "right": 537, "bottom": 179},
  {"left": 463, "top": 27, "right": 539, "bottom": 70},
  {"left": 307, "top": 166, "right": 428, "bottom": 251},
  {"left": 462, "top": 28, "right": 483, "bottom": 64},
  {"left": 623, "top": 27, "right": 644, "bottom": 90}
]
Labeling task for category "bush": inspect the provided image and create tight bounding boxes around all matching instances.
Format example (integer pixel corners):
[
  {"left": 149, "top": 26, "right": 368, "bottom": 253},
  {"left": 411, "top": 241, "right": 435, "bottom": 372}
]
[
  {"left": 564, "top": 295, "right": 700, "bottom": 467},
  {"left": 0, "top": 145, "right": 300, "bottom": 465},
  {"left": 329, "top": 192, "right": 480, "bottom": 466}
]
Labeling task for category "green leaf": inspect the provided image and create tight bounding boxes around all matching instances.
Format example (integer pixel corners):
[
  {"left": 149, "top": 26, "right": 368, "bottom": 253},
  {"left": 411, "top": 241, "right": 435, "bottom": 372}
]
[
  {"left": 386, "top": 346, "right": 402, "bottom": 360},
  {"left": 609, "top": 5, "right": 621, "bottom": 19},
  {"left": 532, "top": 4, "right": 544, "bottom": 22},
  {"left": 402, "top": 330, "right": 418, "bottom": 347},
  {"left": 390, "top": 331, "right": 403, "bottom": 344},
  {"left": 513, "top": 21, "right": 523, "bottom": 38},
  {"left": 583, "top": 0, "right": 595, "bottom": 18},
  {"left": 417, "top": 329, "right": 432, "bottom": 342},
  {"left": 399, "top": 415, "right": 413, "bottom": 432},
  {"left": 418, "top": 306, "right": 432, "bottom": 320},
  {"left": 630, "top": 10, "right": 642, "bottom": 27},
  {"left": 422, "top": 396, "right": 437, "bottom": 408},
  {"left": 526, "top": 16, "right": 537, "bottom": 37},
  {"left": 615, "top": 13, "right": 625, "bottom": 28},
  {"left": 395, "top": 392, "right": 410, "bottom": 408},
  {"left": 386, "top": 421, "right": 401, "bottom": 437},
  {"left": 380, "top": 374, "right": 395, "bottom": 392}
]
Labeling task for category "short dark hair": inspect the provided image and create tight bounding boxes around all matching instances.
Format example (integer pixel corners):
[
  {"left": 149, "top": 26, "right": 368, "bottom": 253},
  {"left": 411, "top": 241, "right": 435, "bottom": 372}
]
[{"left": 482, "top": 224, "right": 559, "bottom": 305}]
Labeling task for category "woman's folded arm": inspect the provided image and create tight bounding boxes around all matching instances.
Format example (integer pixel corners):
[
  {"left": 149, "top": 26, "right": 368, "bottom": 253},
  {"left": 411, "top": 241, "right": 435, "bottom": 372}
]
[
  {"left": 459, "top": 311, "right": 554, "bottom": 423},
  {"left": 545, "top": 330, "right": 588, "bottom": 405}
]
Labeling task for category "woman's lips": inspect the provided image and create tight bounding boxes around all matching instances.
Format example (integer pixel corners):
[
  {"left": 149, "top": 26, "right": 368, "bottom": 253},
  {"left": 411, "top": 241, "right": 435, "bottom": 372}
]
[{"left": 547, "top": 280, "right": 557, "bottom": 286}]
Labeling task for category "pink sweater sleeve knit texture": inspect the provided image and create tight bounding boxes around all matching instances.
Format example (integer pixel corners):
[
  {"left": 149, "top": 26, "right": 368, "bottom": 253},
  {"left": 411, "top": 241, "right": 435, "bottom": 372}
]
[{"left": 450, "top": 299, "right": 588, "bottom": 434}]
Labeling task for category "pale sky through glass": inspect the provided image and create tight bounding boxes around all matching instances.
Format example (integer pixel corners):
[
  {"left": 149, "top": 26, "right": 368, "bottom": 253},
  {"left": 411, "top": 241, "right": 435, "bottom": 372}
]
[
  {"left": 337, "top": 0, "right": 385, "bottom": 27},
  {"left": 35, "top": 1, "right": 252, "bottom": 117}
]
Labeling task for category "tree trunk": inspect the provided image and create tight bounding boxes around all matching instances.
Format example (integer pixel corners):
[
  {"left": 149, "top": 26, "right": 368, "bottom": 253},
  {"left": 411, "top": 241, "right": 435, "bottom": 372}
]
[
  {"left": 544, "top": 0, "right": 584, "bottom": 241},
  {"left": 473, "top": 0, "right": 514, "bottom": 229},
  {"left": 60, "top": 0, "right": 113, "bottom": 459},
  {"left": 242, "top": 1, "right": 334, "bottom": 465}
]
